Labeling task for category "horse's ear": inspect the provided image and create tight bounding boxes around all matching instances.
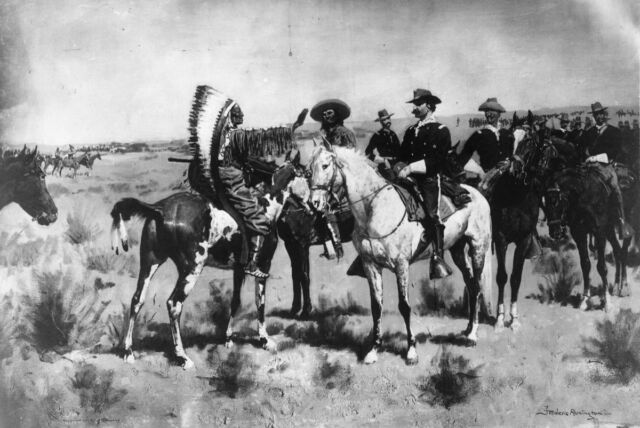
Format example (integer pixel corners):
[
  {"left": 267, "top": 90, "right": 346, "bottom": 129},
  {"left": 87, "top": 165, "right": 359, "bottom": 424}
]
[
  {"left": 322, "top": 137, "right": 333, "bottom": 152},
  {"left": 19, "top": 145, "right": 27, "bottom": 157}
]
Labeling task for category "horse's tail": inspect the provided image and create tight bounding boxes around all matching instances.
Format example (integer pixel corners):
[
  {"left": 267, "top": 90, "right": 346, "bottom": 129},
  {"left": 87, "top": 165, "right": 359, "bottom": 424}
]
[{"left": 110, "top": 198, "right": 163, "bottom": 254}]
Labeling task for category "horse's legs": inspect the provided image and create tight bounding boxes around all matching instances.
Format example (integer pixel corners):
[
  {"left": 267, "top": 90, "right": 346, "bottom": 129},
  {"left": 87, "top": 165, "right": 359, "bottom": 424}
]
[
  {"left": 494, "top": 235, "right": 509, "bottom": 331},
  {"left": 620, "top": 237, "right": 631, "bottom": 297},
  {"left": 465, "top": 240, "right": 486, "bottom": 344},
  {"left": 300, "top": 246, "right": 312, "bottom": 319},
  {"left": 224, "top": 262, "right": 244, "bottom": 348},
  {"left": 395, "top": 258, "right": 417, "bottom": 364},
  {"left": 607, "top": 227, "right": 627, "bottom": 297},
  {"left": 575, "top": 230, "right": 592, "bottom": 311},
  {"left": 166, "top": 259, "right": 205, "bottom": 369},
  {"left": 449, "top": 240, "right": 474, "bottom": 336},
  {"left": 508, "top": 237, "right": 528, "bottom": 332},
  {"left": 594, "top": 231, "right": 613, "bottom": 312},
  {"left": 283, "top": 238, "right": 302, "bottom": 317},
  {"left": 254, "top": 230, "right": 278, "bottom": 350},
  {"left": 363, "top": 260, "right": 383, "bottom": 364},
  {"left": 122, "top": 260, "right": 161, "bottom": 362}
]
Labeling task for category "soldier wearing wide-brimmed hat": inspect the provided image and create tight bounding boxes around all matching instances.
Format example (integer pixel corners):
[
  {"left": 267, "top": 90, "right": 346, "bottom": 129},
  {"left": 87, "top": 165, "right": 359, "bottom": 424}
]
[
  {"left": 364, "top": 109, "right": 400, "bottom": 179},
  {"left": 458, "top": 97, "right": 514, "bottom": 173},
  {"left": 551, "top": 113, "right": 570, "bottom": 139},
  {"left": 578, "top": 101, "right": 630, "bottom": 239},
  {"left": 310, "top": 98, "right": 356, "bottom": 149},
  {"left": 395, "top": 88, "right": 460, "bottom": 279}
]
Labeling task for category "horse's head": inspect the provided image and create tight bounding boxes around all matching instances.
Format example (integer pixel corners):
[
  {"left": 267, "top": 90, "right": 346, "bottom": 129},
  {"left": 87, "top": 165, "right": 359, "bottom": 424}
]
[
  {"left": 309, "top": 141, "right": 343, "bottom": 212},
  {"left": 6, "top": 147, "right": 58, "bottom": 225},
  {"left": 544, "top": 181, "right": 569, "bottom": 240}
]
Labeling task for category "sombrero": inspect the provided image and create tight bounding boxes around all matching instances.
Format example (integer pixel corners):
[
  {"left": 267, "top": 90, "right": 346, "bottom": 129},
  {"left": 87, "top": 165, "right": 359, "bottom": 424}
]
[
  {"left": 478, "top": 98, "right": 505, "bottom": 113},
  {"left": 310, "top": 99, "right": 351, "bottom": 122},
  {"left": 406, "top": 88, "right": 441, "bottom": 105},
  {"left": 374, "top": 109, "right": 394, "bottom": 122}
]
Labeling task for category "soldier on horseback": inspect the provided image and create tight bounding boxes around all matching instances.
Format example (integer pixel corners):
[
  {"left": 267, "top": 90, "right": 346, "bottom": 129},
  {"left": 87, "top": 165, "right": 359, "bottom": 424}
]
[
  {"left": 365, "top": 109, "right": 401, "bottom": 180},
  {"left": 310, "top": 99, "right": 357, "bottom": 259},
  {"left": 458, "top": 97, "right": 514, "bottom": 174},
  {"left": 577, "top": 101, "right": 631, "bottom": 240},
  {"left": 396, "top": 88, "right": 457, "bottom": 279}
]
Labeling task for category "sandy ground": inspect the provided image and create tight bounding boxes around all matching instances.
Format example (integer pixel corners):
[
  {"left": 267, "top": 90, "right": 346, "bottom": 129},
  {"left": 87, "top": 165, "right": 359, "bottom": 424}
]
[{"left": 0, "top": 149, "right": 639, "bottom": 428}]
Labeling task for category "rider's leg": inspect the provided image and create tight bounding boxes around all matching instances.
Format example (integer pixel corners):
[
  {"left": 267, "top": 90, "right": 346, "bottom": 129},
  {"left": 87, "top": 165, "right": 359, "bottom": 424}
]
[
  {"left": 418, "top": 176, "right": 453, "bottom": 279},
  {"left": 607, "top": 167, "right": 632, "bottom": 239}
]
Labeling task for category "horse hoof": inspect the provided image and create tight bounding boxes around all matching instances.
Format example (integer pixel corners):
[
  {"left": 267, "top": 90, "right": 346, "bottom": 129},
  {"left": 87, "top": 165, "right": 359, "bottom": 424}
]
[
  {"left": 178, "top": 357, "right": 195, "bottom": 370},
  {"left": 406, "top": 347, "right": 418, "bottom": 365},
  {"left": 494, "top": 315, "right": 505, "bottom": 333},
  {"left": 579, "top": 299, "right": 589, "bottom": 311},
  {"left": 261, "top": 337, "right": 277, "bottom": 352},
  {"left": 299, "top": 309, "right": 312, "bottom": 321},
  {"left": 510, "top": 318, "right": 522, "bottom": 332},
  {"left": 123, "top": 351, "right": 135, "bottom": 364},
  {"left": 619, "top": 284, "right": 630, "bottom": 298},
  {"left": 224, "top": 339, "right": 234, "bottom": 349},
  {"left": 363, "top": 349, "right": 378, "bottom": 365},
  {"left": 289, "top": 306, "right": 301, "bottom": 317}
]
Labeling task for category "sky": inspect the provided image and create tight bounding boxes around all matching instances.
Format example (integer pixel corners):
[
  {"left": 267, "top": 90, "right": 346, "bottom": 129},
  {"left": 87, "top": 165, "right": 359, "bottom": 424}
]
[{"left": 0, "top": 0, "right": 638, "bottom": 145}]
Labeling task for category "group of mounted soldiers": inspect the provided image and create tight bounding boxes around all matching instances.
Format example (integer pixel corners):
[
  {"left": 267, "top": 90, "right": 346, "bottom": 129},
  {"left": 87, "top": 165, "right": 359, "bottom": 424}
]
[{"left": 190, "top": 87, "right": 639, "bottom": 280}]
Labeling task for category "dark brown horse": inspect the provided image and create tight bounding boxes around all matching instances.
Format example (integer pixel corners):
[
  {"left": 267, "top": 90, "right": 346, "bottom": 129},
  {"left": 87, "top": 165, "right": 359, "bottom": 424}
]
[
  {"left": 0, "top": 146, "right": 58, "bottom": 225},
  {"left": 544, "top": 163, "right": 624, "bottom": 312},
  {"left": 110, "top": 162, "right": 297, "bottom": 369}
]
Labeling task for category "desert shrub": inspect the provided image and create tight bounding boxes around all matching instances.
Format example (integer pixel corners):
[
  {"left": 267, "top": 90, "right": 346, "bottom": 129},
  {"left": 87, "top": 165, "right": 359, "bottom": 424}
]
[
  {"left": 66, "top": 210, "right": 101, "bottom": 244},
  {"left": 0, "top": 294, "right": 17, "bottom": 360},
  {"left": 86, "top": 248, "right": 138, "bottom": 277},
  {"left": 108, "top": 183, "right": 132, "bottom": 193},
  {"left": 314, "top": 353, "right": 353, "bottom": 391},
  {"left": 71, "top": 364, "right": 127, "bottom": 413},
  {"left": 86, "top": 186, "right": 104, "bottom": 194},
  {"left": 418, "top": 345, "right": 481, "bottom": 408},
  {"left": 0, "top": 232, "right": 50, "bottom": 267},
  {"left": 315, "top": 292, "right": 369, "bottom": 317},
  {"left": 283, "top": 314, "right": 361, "bottom": 351},
  {"left": 418, "top": 277, "right": 466, "bottom": 317},
  {"left": 266, "top": 321, "right": 284, "bottom": 335},
  {"left": 209, "top": 351, "right": 257, "bottom": 398},
  {"left": 104, "top": 303, "right": 157, "bottom": 351},
  {"left": 583, "top": 308, "right": 640, "bottom": 384},
  {"left": 276, "top": 339, "right": 297, "bottom": 352},
  {"left": 531, "top": 250, "right": 581, "bottom": 304},
  {"left": 47, "top": 183, "right": 71, "bottom": 197},
  {"left": 22, "top": 270, "right": 111, "bottom": 353}
]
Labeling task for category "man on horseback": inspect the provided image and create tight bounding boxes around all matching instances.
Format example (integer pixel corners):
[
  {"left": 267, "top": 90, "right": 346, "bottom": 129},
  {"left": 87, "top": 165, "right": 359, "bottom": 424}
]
[
  {"left": 458, "top": 97, "right": 513, "bottom": 174},
  {"left": 216, "top": 103, "right": 272, "bottom": 278},
  {"left": 310, "top": 98, "right": 357, "bottom": 259},
  {"left": 578, "top": 101, "right": 631, "bottom": 239},
  {"left": 365, "top": 109, "right": 401, "bottom": 180},
  {"left": 551, "top": 113, "right": 570, "bottom": 139},
  {"left": 396, "top": 88, "right": 455, "bottom": 279}
]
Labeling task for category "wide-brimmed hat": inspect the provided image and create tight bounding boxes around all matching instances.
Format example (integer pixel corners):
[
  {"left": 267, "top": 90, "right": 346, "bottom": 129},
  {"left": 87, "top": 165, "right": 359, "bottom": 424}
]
[
  {"left": 478, "top": 98, "right": 505, "bottom": 113},
  {"left": 574, "top": 116, "right": 582, "bottom": 123},
  {"left": 374, "top": 109, "right": 394, "bottom": 122},
  {"left": 590, "top": 102, "right": 608, "bottom": 114},
  {"left": 558, "top": 113, "right": 570, "bottom": 123},
  {"left": 406, "top": 88, "right": 441, "bottom": 105},
  {"left": 310, "top": 99, "right": 351, "bottom": 122}
]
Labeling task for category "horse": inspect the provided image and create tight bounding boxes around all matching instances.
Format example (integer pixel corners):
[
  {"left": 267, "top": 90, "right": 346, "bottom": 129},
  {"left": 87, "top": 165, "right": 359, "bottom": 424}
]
[
  {"left": 54, "top": 155, "right": 83, "bottom": 178},
  {"left": 544, "top": 163, "right": 625, "bottom": 312},
  {"left": 276, "top": 151, "right": 355, "bottom": 319},
  {"left": 477, "top": 112, "right": 545, "bottom": 331},
  {"left": 0, "top": 146, "right": 58, "bottom": 225},
  {"left": 110, "top": 161, "right": 298, "bottom": 369},
  {"left": 77, "top": 152, "right": 102, "bottom": 175},
  {"left": 42, "top": 154, "right": 61, "bottom": 175},
  {"left": 308, "top": 143, "right": 493, "bottom": 365}
]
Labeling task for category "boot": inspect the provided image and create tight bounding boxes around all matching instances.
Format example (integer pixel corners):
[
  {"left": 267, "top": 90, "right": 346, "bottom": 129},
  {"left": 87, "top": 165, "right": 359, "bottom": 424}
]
[
  {"left": 245, "top": 235, "right": 269, "bottom": 278},
  {"left": 347, "top": 256, "right": 367, "bottom": 278},
  {"left": 524, "top": 233, "right": 542, "bottom": 259},
  {"left": 618, "top": 218, "right": 634, "bottom": 240},
  {"left": 430, "top": 223, "right": 453, "bottom": 279}
]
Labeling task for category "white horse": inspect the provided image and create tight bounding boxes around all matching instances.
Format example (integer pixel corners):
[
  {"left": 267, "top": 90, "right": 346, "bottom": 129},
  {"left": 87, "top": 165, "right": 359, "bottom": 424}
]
[{"left": 309, "top": 143, "right": 493, "bottom": 365}]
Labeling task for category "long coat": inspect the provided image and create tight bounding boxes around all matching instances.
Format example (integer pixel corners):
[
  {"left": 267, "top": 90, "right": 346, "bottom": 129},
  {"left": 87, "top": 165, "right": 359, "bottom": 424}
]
[
  {"left": 399, "top": 121, "right": 452, "bottom": 177},
  {"left": 458, "top": 128, "right": 513, "bottom": 172}
]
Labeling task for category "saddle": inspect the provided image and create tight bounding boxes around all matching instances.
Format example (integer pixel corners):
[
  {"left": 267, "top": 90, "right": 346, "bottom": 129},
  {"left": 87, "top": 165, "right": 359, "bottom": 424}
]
[
  {"left": 392, "top": 178, "right": 466, "bottom": 223},
  {"left": 613, "top": 162, "right": 636, "bottom": 191}
]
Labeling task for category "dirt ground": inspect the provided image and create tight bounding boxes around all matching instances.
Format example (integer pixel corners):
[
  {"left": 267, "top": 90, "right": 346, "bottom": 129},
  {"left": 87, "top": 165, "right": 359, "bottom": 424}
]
[{"left": 1, "top": 148, "right": 639, "bottom": 428}]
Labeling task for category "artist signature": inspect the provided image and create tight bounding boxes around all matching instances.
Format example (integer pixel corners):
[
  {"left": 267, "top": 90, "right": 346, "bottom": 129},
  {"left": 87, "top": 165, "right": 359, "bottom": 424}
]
[{"left": 536, "top": 404, "right": 611, "bottom": 419}]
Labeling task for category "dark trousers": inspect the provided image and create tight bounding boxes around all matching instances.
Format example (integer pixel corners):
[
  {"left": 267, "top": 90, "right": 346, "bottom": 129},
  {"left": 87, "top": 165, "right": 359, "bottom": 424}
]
[
  {"left": 219, "top": 166, "right": 270, "bottom": 235},
  {"left": 415, "top": 175, "right": 441, "bottom": 224}
]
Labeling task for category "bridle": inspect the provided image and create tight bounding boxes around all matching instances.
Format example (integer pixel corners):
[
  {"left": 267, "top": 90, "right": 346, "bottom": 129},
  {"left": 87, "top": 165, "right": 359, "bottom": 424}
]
[{"left": 310, "top": 151, "right": 407, "bottom": 240}]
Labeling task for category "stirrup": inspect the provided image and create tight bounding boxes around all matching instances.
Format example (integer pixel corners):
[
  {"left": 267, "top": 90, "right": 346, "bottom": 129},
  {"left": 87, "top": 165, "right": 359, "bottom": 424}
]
[
  {"left": 245, "top": 261, "right": 269, "bottom": 279},
  {"left": 430, "top": 255, "right": 453, "bottom": 279}
]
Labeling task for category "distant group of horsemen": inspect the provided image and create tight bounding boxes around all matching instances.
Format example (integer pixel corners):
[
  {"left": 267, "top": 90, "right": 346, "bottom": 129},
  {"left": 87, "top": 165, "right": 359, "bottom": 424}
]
[{"left": 192, "top": 88, "right": 639, "bottom": 280}]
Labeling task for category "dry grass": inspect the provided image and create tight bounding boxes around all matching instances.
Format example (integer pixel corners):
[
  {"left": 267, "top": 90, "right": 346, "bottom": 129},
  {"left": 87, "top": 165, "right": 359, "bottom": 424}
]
[
  {"left": 71, "top": 364, "right": 127, "bottom": 413},
  {"left": 418, "top": 277, "right": 466, "bottom": 318},
  {"left": 208, "top": 351, "right": 258, "bottom": 398},
  {"left": 531, "top": 249, "right": 581, "bottom": 305},
  {"left": 314, "top": 353, "right": 353, "bottom": 391},
  {"left": 22, "top": 270, "right": 111, "bottom": 354},
  {"left": 66, "top": 210, "right": 101, "bottom": 244},
  {"left": 0, "top": 232, "right": 58, "bottom": 267},
  {"left": 583, "top": 308, "right": 640, "bottom": 384},
  {"left": 86, "top": 247, "right": 138, "bottom": 277},
  {"left": 418, "top": 345, "right": 481, "bottom": 409}
]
